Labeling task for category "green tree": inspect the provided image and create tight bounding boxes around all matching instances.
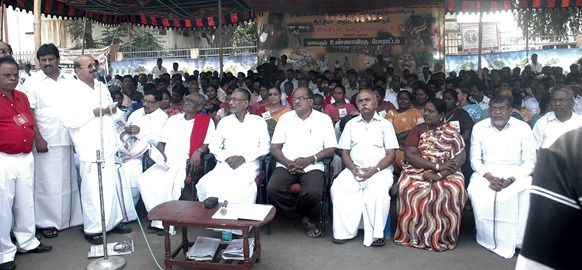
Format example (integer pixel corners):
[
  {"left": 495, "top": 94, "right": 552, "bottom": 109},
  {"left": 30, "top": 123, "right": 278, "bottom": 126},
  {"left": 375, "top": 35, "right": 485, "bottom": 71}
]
[
  {"left": 66, "top": 19, "right": 96, "bottom": 49},
  {"left": 126, "top": 27, "right": 163, "bottom": 51},
  {"left": 99, "top": 25, "right": 127, "bottom": 46},
  {"left": 515, "top": 9, "right": 582, "bottom": 42}
]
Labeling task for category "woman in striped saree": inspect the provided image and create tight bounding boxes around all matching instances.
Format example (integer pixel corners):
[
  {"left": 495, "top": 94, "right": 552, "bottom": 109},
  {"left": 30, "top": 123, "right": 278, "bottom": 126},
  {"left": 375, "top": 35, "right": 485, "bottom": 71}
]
[{"left": 394, "top": 98, "right": 467, "bottom": 252}]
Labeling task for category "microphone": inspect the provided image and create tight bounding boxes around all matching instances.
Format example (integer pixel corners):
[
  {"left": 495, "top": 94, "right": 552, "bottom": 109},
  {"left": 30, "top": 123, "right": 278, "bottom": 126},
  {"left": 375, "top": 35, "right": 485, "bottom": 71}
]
[{"left": 220, "top": 200, "right": 228, "bottom": 215}]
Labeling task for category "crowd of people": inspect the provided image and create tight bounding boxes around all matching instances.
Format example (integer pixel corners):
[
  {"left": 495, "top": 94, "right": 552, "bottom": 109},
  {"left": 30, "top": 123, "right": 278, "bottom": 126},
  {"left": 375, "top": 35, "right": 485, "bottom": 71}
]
[{"left": 1, "top": 41, "right": 581, "bottom": 269}]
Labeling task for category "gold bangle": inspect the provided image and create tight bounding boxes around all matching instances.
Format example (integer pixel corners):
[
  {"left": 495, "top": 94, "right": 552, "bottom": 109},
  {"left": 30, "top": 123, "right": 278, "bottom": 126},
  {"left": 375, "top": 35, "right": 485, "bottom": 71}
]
[{"left": 435, "top": 163, "right": 440, "bottom": 171}]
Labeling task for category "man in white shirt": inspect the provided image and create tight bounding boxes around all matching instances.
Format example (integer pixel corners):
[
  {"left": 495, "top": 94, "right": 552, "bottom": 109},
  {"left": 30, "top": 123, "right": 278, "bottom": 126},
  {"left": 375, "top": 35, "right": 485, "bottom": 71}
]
[
  {"left": 150, "top": 58, "right": 168, "bottom": 79},
  {"left": 196, "top": 89, "right": 270, "bottom": 204},
  {"left": 573, "top": 85, "right": 582, "bottom": 115},
  {"left": 468, "top": 95, "right": 536, "bottom": 259},
  {"left": 469, "top": 80, "right": 490, "bottom": 111},
  {"left": 331, "top": 90, "right": 398, "bottom": 247},
  {"left": 21, "top": 44, "right": 83, "bottom": 238},
  {"left": 169, "top": 62, "right": 184, "bottom": 77},
  {"left": 20, "top": 63, "right": 32, "bottom": 84},
  {"left": 526, "top": 54, "right": 543, "bottom": 74},
  {"left": 382, "top": 76, "right": 400, "bottom": 109},
  {"left": 61, "top": 55, "right": 132, "bottom": 245},
  {"left": 533, "top": 85, "right": 582, "bottom": 148},
  {"left": 278, "top": 54, "right": 293, "bottom": 71},
  {"left": 139, "top": 93, "right": 215, "bottom": 235},
  {"left": 267, "top": 87, "right": 337, "bottom": 238},
  {"left": 121, "top": 90, "right": 168, "bottom": 204},
  {"left": 280, "top": 69, "right": 298, "bottom": 91},
  {"left": 343, "top": 72, "right": 359, "bottom": 101}
]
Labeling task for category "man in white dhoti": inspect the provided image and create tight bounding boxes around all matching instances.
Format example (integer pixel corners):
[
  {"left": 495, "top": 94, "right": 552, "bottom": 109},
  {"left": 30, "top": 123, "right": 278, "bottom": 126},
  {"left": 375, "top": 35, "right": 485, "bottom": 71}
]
[
  {"left": 138, "top": 93, "right": 215, "bottom": 235},
  {"left": 61, "top": 55, "right": 132, "bottom": 245},
  {"left": 331, "top": 90, "right": 398, "bottom": 247},
  {"left": 121, "top": 90, "right": 167, "bottom": 204},
  {"left": 532, "top": 85, "right": 582, "bottom": 149},
  {"left": 196, "top": 89, "right": 270, "bottom": 204},
  {"left": 0, "top": 56, "right": 52, "bottom": 270},
  {"left": 21, "top": 43, "right": 82, "bottom": 238},
  {"left": 468, "top": 95, "right": 536, "bottom": 258}
]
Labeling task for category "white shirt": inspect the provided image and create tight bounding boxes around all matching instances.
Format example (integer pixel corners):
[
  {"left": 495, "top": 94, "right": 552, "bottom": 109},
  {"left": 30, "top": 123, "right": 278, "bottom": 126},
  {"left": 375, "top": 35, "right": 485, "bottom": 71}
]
[
  {"left": 533, "top": 112, "right": 582, "bottom": 149},
  {"left": 384, "top": 88, "right": 398, "bottom": 109},
  {"left": 160, "top": 113, "right": 215, "bottom": 165},
  {"left": 528, "top": 62, "right": 543, "bottom": 74},
  {"left": 574, "top": 94, "right": 582, "bottom": 115},
  {"left": 150, "top": 66, "right": 168, "bottom": 79},
  {"left": 61, "top": 80, "right": 118, "bottom": 161},
  {"left": 170, "top": 69, "right": 185, "bottom": 77},
  {"left": 272, "top": 110, "right": 338, "bottom": 173},
  {"left": 338, "top": 113, "right": 398, "bottom": 168},
  {"left": 22, "top": 70, "right": 76, "bottom": 146},
  {"left": 344, "top": 83, "right": 359, "bottom": 100},
  {"left": 209, "top": 113, "right": 270, "bottom": 164},
  {"left": 127, "top": 108, "right": 168, "bottom": 146},
  {"left": 470, "top": 95, "right": 490, "bottom": 111},
  {"left": 470, "top": 117, "right": 537, "bottom": 178}
]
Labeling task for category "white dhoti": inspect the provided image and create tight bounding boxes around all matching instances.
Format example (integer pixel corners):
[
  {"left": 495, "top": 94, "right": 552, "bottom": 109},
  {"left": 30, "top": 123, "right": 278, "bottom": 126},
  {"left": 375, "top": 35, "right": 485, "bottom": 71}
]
[
  {"left": 115, "top": 160, "right": 138, "bottom": 223},
  {"left": 33, "top": 145, "right": 83, "bottom": 230},
  {"left": 196, "top": 161, "right": 259, "bottom": 204},
  {"left": 119, "top": 158, "right": 143, "bottom": 205},
  {"left": 138, "top": 162, "right": 185, "bottom": 229},
  {"left": 331, "top": 168, "right": 393, "bottom": 246},
  {"left": 467, "top": 165, "right": 531, "bottom": 259},
  {"left": 0, "top": 152, "right": 40, "bottom": 263},
  {"left": 79, "top": 155, "right": 124, "bottom": 234}
]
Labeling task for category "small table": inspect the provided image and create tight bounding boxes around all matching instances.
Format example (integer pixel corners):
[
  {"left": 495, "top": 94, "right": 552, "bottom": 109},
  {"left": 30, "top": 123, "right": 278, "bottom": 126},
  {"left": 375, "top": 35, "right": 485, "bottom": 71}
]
[{"left": 148, "top": 200, "right": 276, "bottom": 270}]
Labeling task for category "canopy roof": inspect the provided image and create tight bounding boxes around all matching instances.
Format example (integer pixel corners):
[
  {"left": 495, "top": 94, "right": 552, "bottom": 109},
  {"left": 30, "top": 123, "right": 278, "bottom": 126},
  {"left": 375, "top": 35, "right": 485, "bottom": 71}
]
[{"left": 4, "top": 0, "right": 581, "bottom": 29}]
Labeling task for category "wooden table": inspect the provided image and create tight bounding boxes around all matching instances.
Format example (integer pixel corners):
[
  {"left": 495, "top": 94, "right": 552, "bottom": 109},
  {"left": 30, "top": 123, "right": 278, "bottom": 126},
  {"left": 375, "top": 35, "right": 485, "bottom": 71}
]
[{"left": 148, "top": 200, "right": 276, "bottom": 270}]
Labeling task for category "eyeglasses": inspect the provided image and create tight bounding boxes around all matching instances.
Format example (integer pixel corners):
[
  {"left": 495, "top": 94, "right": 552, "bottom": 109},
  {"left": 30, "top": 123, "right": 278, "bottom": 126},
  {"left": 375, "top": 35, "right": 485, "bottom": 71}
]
[
  {"left": 230, "top": 97, "right": 247, "bottom": 102},
  {"left": 551, "top": 98, "right": 573, "bottom": 104},
  {"left": 268, "top": 93, "right": 279, "bottom": 97},
  {"left": 0, "top": 73, "right": 19, "bottom": 79},
  {"left": 489, "top": 106, "right": 510, "bottom": 113},
  {"left": 292, "top": 96, "right": 311, "bottom": 102},
  {"left": 78, "top": 63, "right": 95, "bottom": 69},
  {"left": 0, "top": 48, "right": 13, "bottom": 55},
  {"left": 141, "top": 99, "right": 158, "bottom": 105}
]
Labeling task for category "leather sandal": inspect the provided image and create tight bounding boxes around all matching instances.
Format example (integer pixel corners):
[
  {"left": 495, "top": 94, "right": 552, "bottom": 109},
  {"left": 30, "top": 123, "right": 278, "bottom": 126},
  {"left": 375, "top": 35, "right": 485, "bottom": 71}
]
[
  {"left": 111, "top": 223, "right": 132, "bottom": 234},
  {"left": 84, "top": 233, "right": 103, "bottom": 245}
]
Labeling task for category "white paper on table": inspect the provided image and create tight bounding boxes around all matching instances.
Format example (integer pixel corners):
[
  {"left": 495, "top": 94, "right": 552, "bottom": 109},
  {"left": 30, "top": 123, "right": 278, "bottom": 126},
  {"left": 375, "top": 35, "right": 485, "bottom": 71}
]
[{"left": 211, "top": 204, "right": 273, "bottom": 221}]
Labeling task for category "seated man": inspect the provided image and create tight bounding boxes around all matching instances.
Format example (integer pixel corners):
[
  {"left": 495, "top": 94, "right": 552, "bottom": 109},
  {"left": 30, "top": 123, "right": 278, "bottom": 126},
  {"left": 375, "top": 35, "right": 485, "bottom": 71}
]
[
  {"left": 196, "top": 89, "right": 270, "bottom": 204},
  {"left": 122, "top": 90, "right": 167, "bottom": 204},
  {"left": 267, "top": 87, "right": 337, "bottom": 238},
  {"left": 532, "top": 85, "right": 581, "bottom": 149},
  {"left": 331, "top": 90, "right": 398, "bottom": 247},
  {"left": 138, "top": 93, "right": 214, "bottom": 235},
  {"left": 468, "top": 95, "right": 536, "bottom": 259}
]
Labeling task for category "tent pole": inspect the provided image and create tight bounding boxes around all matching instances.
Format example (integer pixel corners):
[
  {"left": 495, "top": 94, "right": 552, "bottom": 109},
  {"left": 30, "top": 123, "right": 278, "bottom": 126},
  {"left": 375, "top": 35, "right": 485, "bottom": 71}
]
[
  {"left": 477, "top": 1, "right": 484, "bottom": 79},
  {"left": 0, "top": 0, "right": 4, "bottom": 41},
  {"left": 33, "top": 0, "right": 41, "bottom": 69},
  {"left": 525, "top": 11, "right": 530, "bottom": 60},
  {"left": 218, "top": 0, "right": 223, "bottom": 77},
  {"left": 81, "top": 16, "right": 87, "bottom": 54}
]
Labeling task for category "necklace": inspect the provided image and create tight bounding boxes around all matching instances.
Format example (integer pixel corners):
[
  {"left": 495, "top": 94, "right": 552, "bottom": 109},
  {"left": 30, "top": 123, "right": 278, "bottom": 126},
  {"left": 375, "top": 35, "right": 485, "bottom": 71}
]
[{"left": 444, "top": 108, "right": 458, "bottom": 123}]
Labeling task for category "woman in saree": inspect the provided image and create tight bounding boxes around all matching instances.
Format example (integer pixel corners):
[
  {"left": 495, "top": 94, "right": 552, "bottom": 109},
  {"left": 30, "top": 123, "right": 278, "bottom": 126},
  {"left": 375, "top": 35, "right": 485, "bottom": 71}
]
[
  {"left": 394, "top": 98, "right": 467, "bottom": 252},
  {"left": 251, "top": 84, "right": 269, "bottom": 115},
  {"left": 323, "top": 85, "right": 358, "bottom": 124},
  {"left": 256, "top": 85, "right": 291, "bottom": 137},
  {"left": 384, "top": 91, "right": 424, "bottom": 174}
]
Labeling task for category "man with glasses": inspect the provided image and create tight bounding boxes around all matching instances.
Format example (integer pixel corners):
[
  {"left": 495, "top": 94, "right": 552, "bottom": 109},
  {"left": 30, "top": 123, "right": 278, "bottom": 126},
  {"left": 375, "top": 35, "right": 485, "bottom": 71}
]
[
  {"left": 0, "top": 56, "right": 52, "bottom": 270},
  {"left": 139, "top": 93, "right": 215, "bottom": 235},
  {"left": 196, "top": 89, "right": 270, "bottom": 204},
  {"left": 121, "top": 90, "right": 168, "bottom": 204},
  {"left": 533, "top": 85, "right": 581, "bottom": 149},
  {"left": 21, "top": 43, "right": 83, "bottom": 239},
  {"left": 467, "top": 95, "right": 536, "bottom": 258},
  {"left": 61, "top": 55, "right": 131, "bottom": 245},
  {"left": 267, "top": 87, "right": 337, "bottom": 238}
]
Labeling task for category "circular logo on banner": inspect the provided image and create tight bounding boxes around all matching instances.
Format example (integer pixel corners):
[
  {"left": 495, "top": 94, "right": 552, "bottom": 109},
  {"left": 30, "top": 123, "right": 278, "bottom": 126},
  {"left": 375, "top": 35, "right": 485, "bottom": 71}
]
[{"left": 464, "top": 30, "right": 479, "bottom": 45}]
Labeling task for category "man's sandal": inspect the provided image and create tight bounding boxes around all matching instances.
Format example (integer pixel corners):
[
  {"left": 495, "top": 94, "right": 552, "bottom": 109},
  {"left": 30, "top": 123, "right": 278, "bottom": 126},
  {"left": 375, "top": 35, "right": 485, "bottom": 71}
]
[
  {"left": 302, "top": 219, "right": 322, "bottom": 238},
  {"left": 41, "top": 228, "right": 58, "bottom": 239}
]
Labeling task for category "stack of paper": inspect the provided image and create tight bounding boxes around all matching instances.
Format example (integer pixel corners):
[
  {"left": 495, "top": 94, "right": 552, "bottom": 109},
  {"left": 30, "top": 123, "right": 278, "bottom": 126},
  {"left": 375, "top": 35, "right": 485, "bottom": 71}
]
[
  {"left": 186, "top": 236, "right": 221, "bottom": 261},
  {"left": 211, "top": 204, "right": 273, "bottom": 221},
  {"left": 88, "top": 240, "right": 134, "bottom": 258},
  {"left": 222, "top": 238, "right": 255, "bottom": 261}
]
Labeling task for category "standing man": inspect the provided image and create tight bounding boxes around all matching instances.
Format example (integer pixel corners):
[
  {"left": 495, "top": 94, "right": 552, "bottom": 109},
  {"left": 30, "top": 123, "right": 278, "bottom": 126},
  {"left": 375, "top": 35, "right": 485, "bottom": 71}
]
[
  {"left": 0, "top": 56, "right": 52, "bottom": 270},
  {"left": 331, "top": 90, "right": 398, "bottom": 246},
  {"left": 21, "top": 43, "right": 83, "bottom": 239},
  {"left": 533, "top": 85, "right": 581, "bottom": 148},
  {"left": 527, "top": 54, "right": 543, "bottom": 75},
  {"left": 468, "top": 95, "right": 536, "bottom": 259},
  {"left": 169, "top": 62, "right": 184, "bottom": 77},
  {"left": 196, "top": 89, "right": 270, "bottom": 204},
  {"left": 61, "top": 55, "right": 131, "bottom": 245},
  {"left": 150, "top": 58, "right": 167, "bottom": 79},
  {"left": 267, "top": 87, "right": 337, "bottom": 238},
  {"left": 122, "top": 90, "right": 168, "bottom": 204}
]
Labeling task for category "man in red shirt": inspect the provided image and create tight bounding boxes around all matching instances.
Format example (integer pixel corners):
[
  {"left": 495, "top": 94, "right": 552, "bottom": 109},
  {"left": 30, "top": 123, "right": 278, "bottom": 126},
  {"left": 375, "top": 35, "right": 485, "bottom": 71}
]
[{"left": 0, "top": 56, "right": 52, "bottom": 270}]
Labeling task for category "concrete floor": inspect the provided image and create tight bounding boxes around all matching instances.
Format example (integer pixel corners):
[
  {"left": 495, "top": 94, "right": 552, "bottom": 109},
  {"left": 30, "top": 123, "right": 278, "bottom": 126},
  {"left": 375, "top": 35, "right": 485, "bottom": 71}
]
[{"left": 13, "top": 196, "right": 518, "bottom": 270}]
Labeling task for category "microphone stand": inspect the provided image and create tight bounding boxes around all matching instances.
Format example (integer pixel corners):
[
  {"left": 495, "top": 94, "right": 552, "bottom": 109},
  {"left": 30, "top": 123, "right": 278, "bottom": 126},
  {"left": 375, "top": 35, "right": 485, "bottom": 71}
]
[{"left": 87, "top": 76, "right": 126, "bottom": 270}]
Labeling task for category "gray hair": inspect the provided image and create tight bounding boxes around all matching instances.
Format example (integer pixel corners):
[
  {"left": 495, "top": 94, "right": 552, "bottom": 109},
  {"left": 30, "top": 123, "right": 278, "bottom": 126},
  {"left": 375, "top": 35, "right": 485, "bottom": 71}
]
[
  {"left": 549, "top": 85, "right": 575, "bottom": 99},
  {"left": 190, "top": 93, "right": 206, "bottom": 106}
]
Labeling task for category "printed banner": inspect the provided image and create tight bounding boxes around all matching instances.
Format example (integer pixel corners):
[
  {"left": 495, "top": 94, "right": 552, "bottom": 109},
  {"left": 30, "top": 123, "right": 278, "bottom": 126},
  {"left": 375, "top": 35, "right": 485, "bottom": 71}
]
[
  {"left": 460, "top": 23, "right": 499, "bottom": 52},
  {"left": 256, "top": 2, "right": 445, "bottom": 75}
]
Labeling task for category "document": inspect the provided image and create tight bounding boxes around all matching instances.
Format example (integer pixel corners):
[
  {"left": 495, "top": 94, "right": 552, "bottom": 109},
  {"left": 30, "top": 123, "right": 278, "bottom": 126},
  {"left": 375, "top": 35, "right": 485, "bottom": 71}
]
[
  {"left": 88, "top": 240, "right": 134, "bottom": 258},
  {"left": 222, "top": 238, "right": 255, "bottom": 261},
  {"left": 211, "top": 204, "right": 273, "bottom": 221},
  {"left": 186, "top": 236, "right": 221, "bottom": 261}
]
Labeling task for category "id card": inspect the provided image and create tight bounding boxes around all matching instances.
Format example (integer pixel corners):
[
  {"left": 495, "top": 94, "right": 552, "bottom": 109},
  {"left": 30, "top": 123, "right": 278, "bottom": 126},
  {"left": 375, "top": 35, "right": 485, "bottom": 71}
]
[
  {"left": 378, "top": 110, "right": 386, "bottom": 118},
  {"left": 13, "top": 113, "right": 30, "bottom": 126},
  {"left": 262, "top": 111, "right": 272, "bottom": 120},
  {"left": 450, "top": 120, "right": 460, "bottom": 131},
  {"left": 338, "top": 108, "right": 347, "bottom": 118}
]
